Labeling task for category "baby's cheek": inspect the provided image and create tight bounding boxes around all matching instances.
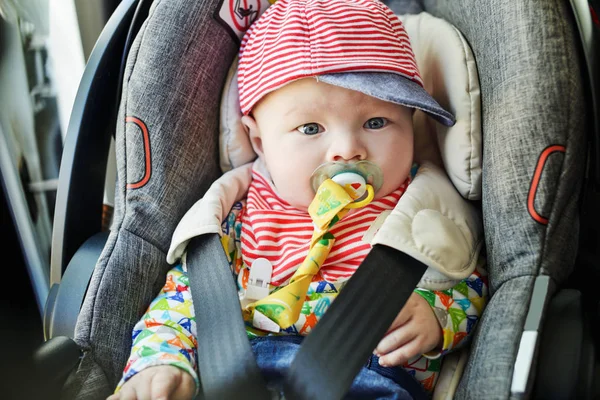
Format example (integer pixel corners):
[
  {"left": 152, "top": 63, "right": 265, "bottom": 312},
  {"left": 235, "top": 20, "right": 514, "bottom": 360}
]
[
  {"left": 376, "top": 166, "right": 411, "bottom": 199},
  {"left": 280, "top": 181, "right": 314, "bottom": 209}
]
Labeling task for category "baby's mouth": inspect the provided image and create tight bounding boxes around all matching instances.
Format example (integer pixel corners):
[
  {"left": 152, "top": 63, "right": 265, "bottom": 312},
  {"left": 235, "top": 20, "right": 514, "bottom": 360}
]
[{"left": 309, "top": 161, "right": 383, "bottom": 196}]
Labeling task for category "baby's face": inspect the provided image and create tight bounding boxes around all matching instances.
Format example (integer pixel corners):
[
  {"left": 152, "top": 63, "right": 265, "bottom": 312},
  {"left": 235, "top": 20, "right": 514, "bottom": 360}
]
[{"left": 243, "top": 78, "right": 414, "bottom": 210}]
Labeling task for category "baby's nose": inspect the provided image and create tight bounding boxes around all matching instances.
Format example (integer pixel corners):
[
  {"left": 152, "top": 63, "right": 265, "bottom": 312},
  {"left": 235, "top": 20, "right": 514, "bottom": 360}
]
[
  {"left": 333, "top": 153, "right": 363, "bottom": 162},
  {"left": 329, "top": 134, "right": 367, "bottom": 162}
]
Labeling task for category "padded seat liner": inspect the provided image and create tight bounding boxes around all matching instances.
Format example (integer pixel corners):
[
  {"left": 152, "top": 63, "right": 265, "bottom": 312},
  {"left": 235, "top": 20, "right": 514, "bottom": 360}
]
[
  {"left": 64, "top": 0, "right": 588, "bottom": 398},
  {"left": 75, "top": 230, "right": 171, "bottom": 387},
  {"left": 69, "top": 0, "right": 237, "bottom": 395},
  {"left": 395, "top": 0, "right": 586, "bottom": 397}
]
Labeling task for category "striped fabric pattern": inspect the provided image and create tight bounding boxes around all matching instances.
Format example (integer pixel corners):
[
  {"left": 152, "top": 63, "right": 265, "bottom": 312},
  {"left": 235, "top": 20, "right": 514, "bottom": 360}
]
[
  {"left": 238, "top": 0, "right": 423, "bottom": 115},
  {"left": 241, "top": 169, "right": 409, "bottom": 285}
]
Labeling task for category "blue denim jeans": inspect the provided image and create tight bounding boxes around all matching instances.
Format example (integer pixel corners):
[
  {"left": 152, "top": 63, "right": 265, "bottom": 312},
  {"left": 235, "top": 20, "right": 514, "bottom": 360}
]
[{"left": 250, "top": 336, "right": 429, "bottom": 400}]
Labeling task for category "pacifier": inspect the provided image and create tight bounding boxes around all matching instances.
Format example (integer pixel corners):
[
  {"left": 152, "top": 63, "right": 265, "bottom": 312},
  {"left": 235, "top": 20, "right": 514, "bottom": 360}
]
[{"left": 310, "top": 161, "right": 383, "bottom": 205}]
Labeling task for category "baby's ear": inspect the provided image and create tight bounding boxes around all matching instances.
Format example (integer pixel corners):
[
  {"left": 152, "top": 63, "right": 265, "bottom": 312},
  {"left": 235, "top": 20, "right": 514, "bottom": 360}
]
[{"left": 242, "top": 115, "right": 264, "bottom": 158}]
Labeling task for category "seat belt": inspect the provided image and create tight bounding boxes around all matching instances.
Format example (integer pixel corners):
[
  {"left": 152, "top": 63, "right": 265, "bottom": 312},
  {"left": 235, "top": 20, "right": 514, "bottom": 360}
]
[
  {"left": 283, "top": 244, "right": 428, "bottom": 400},
  {"left": 186, "top": 234, "right": 271, "bottom": 400},
  {"left": 187, "top": 235, "right": 428, "bottom": 400}
]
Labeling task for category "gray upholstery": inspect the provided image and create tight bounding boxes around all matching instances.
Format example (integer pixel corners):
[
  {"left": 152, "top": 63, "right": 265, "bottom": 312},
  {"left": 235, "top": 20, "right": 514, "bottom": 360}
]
[
  {"left": 66, "top": 0, "right": 237, "bottom": 397},
  {"left": 65, "top": 0, "right": 587, "bottom": 398},
  {"left": 387, "top": 0, "right": 587, "bottom": 398}
]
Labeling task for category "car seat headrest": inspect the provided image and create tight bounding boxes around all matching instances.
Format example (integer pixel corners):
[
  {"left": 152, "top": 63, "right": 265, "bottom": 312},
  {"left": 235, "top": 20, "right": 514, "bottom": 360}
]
[{"left": 219, "top": 12, "right": 482, "bottom": 200}]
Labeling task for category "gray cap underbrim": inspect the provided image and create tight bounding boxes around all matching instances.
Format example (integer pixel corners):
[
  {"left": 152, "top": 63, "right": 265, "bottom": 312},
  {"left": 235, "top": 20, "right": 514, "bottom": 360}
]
[{"left": 318, "top": 72, "right": 455, "bottom": 127}]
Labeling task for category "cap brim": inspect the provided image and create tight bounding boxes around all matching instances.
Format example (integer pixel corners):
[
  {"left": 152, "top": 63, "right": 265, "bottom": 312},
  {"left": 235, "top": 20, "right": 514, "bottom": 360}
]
[{"left": 318, "top": 72, "right": 455, "bottom": 127}]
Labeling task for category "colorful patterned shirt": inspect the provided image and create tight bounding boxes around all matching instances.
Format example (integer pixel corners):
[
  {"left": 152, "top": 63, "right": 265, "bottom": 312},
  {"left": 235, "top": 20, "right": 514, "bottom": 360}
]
[{"left": 116, "top": 176, "right": 488, "bottom": 395}]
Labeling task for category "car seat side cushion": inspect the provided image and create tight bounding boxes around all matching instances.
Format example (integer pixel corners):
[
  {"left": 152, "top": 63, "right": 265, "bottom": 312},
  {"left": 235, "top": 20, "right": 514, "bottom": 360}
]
[
  {"left": 372, "top": 162, "right": 483, "bottom": 286},
  {"left": 167, "top": 163, "right": 254, "bottom": 264}
]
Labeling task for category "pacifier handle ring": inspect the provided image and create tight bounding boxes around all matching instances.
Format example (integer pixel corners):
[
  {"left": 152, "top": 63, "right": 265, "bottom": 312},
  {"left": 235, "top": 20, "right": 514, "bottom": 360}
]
[{"left": 344, "top": 185, "right": 374, "bottom": 209}]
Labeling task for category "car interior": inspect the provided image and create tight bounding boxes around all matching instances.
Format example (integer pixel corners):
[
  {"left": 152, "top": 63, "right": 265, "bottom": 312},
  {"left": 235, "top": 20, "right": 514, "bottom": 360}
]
[{"left": 1, "top": 0, "right": 600, "bottom": 399}]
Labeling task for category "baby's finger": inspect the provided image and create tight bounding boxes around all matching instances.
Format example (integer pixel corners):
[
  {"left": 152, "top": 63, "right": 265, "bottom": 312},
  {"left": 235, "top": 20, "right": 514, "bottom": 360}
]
[
  {"left": 375, "top": 323, "right": 417, "bottom": 356},
  {"left": 114, "top": 385, "right": 138, "bottom": 400},
  {"left": 172, "top": 371, "right": 196, "bottom": 400},
  {"left": 386, "top": 307, "right": 411, "bottom": 333},
  {"left": 150, "top": 368, "right": 180, "bottom": 399},
  {"left": 134, "top": 382, "right": 152, "bottom": 400},
  {"left": 106, "top": 394, "right": 120, "bottom": 400},
  {"left": 378, "top": 337, "right": 421, "bottom": 367}
]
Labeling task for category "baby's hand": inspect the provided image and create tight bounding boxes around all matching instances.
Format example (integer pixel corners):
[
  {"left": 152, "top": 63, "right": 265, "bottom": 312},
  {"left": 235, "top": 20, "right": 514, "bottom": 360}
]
[
  {"left": 374, "top": 293, "right": 443, "bottom": 367},
  {"left": 107, "top": 365, "right": 196, "bottom": 400}
]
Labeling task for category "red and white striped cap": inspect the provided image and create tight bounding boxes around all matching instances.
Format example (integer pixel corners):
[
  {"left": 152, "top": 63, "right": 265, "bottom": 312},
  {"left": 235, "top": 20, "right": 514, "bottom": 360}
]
[{"left": 238, "top": 0, "right": 455, "bottom": 126}]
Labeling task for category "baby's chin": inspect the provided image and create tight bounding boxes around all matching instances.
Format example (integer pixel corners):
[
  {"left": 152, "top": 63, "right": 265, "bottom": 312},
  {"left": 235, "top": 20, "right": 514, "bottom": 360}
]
[
  {"left": 270, "top": 186, "right": 311, "bottom": 210},
  {"left": 373, "top": 187, "right": 396, "bottom": 200},
  {"left": 283, "top": 197, "right": 312, "bottom": 211}
]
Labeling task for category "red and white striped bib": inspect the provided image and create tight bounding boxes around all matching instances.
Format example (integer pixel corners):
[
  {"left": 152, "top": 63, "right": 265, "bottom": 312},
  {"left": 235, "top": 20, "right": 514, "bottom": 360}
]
[{"left": 241, "top": 169, "right": 408, "bottom": 286}]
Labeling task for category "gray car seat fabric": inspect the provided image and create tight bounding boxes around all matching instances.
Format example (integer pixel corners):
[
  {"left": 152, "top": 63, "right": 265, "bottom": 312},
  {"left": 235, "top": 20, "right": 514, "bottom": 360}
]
[
  {"left": 64, "top": 0, "right": 587, "bottom": 398},
  {"left": 64, "top": 0, "right": 237, "bottom": 397},
  {"left": 386, "top": 0, "right": 587, "bottom": 398}
]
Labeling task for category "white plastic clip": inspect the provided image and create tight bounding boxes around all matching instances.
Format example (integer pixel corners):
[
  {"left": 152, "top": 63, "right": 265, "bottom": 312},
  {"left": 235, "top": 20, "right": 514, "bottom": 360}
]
[{"left": 240, "top": 258, "right": 272, "bottom": 307}]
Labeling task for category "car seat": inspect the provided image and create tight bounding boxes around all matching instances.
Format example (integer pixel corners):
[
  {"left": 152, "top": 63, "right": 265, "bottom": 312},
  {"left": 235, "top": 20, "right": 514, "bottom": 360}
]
[{"left": 35, "top": 0, "right": 600, "bottom": 399}]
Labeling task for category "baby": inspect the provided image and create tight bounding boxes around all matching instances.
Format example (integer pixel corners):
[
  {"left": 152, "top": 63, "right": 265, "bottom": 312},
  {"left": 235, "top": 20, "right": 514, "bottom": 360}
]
[{"left": 109, "top": 0, "right": 487, "bottom": 399}]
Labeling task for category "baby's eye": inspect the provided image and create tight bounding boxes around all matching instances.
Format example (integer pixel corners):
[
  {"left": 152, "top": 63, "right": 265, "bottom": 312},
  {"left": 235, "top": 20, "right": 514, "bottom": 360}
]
[
  {"left": 364, "top": 117, "right": 388, "bottom": 130},
  {"left": 296, "top": 123, "right": 323, "bottom": 135}
]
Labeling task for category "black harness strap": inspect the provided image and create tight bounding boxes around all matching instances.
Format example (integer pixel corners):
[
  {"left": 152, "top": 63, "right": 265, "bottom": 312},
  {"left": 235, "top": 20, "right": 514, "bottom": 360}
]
[
  {"left": 187, "top": 235, "right": 428, "bottom": 400},
  {"left": 187, "top": 234, "right": 271, "bottom": 400},
  {"left": 283, "top": 244, "right": 429, "bottom": 400}
]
